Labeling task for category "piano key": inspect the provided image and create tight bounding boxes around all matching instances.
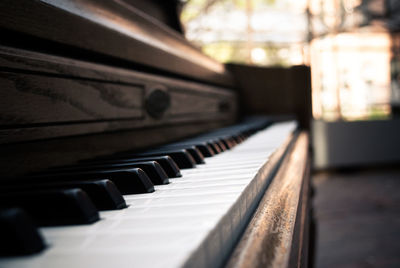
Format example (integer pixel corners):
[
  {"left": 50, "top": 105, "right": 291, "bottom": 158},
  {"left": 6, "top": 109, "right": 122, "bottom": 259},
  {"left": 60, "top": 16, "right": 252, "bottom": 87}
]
[
  {"left": 144, "top": 146, "right": 205, "bottom": 164},
  {"left": 214, "top": 140, "right": 227, "bottom": 151},
  {"left": 58, "top": 180, "right": 126, "bottom": 211},
  {"left": 174, "top": 146, "right": 205, "bottom": 164},
  {"left": 81, "top": 156, "right": 181, "bottom": 178},
  {"left": 118, "top": 149, "right": 196, "bottom": 169},
  {"left": 0, "top": 189, "right": 99, "bottom": 226},
  {"left": 181, "top": 138, "right": 224, "bottom": 153},
  {"left": 217, "top": 137, "right": 234, "bottom": 149},
  {"left": 111, "top": 162, "right": 170, "bottom": 185},
  {"left": 176, "top": 141, "right": 220, "bottom": 155},
  {"left": 49, "top": 161, "right": 169, "bottom": 185},
  {"left": 0, "top": 208, "right": 46, "bottom": 256},
  {"left": 160, "top": 142, "right": 215, "bottom": 157},
  {"left": 207, "top": 142, "right": 222, "bottom": 154},
  {"left": 0, "top": 180, "right": 126, "bottom": 211},
  {"left": 233, "top": 134, "right": 245, "bottom": 143},
  {"left": 227, "top": 137, "right": 238, "bottom": 147},
  {"left": 29, "top": 169, "right": 155, "bottom": 195},
  {"left": 0, "top": 120, "right": 296, "bottom": 268}
]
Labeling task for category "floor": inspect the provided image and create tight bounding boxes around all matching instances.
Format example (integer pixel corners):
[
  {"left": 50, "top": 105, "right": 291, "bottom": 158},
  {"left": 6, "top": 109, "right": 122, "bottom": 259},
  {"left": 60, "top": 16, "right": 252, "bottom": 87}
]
[{"left": 313, "top": 168, "right": 400, "bottom": 268}]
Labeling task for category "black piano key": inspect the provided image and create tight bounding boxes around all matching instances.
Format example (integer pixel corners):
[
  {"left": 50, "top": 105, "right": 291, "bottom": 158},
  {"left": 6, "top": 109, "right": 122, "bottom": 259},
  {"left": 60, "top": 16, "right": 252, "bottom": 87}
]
[
  {"left": 161, "top": 142, "right": 214, "bottom": 157},
  {"left": 98, "top": 169, "right": 155, "bottom": 194},
  {"left": 110, "top": 162, "right": 169, "bottom": 185},
  {"left": 219, "top": 139, "right": 230, "bottom": 150},
  {"left": 185, "top": 147, "right": 205, "bottom": 164},
  {"left": 179, "top": 140, "right": 219, "bottom": 154},
  {"left": 192, "top": 144, "right": 214, "bottom": 157},
  {"left": 122, "top": 150, "right": 196, "bottom": 169},
  {"left": 81, "top": 156, "right": 181, "bottom": 178},
  {"left": 190, "top": 136, "right": 230, "bottom": 150},
  {"left": 1, "top": 180, "right": 127, "bottom": 211},
  {"left": 0, "top": 208, "right": 46, "bottom": 256},
  {"left": 63, "top": 180, "right": 126, "bottom": 210},
  {"left": 145, "top": 147, "right": 204, "bottom": 165},
  {"left": 58, "top": 180, "right": 126, "bottom": 210},
  {"left": 207, "top": 142, "right": 222, "bottom": 154},
  {"left": 214, "top": 140, "right": 226, "bottom": 152},
  {"left": 181, "top": 139, "right": 221, "bottom": 154},
  {"left": 218, "top": 138, "right": 233, "bottom": 149},
  {"left": 160, "top": 142, "right": 213, "bottom": 157},
  {"left": 30, "top": 169, "right": 154, "bottom": 195},
  {"left": 127, "top": 162, "right": 170, "bottom": 183},
  {"left": 50, "top": 161, "right": 169, "bottom": 185},
  {"left": 234, "top": 134, "right": 245, "bottom": 143},
  {"left": 0, "top": 189, "right": 99, "bottom": 226},
  {"left": 227, "top": 137, "right": 238, "bottom": 147}
]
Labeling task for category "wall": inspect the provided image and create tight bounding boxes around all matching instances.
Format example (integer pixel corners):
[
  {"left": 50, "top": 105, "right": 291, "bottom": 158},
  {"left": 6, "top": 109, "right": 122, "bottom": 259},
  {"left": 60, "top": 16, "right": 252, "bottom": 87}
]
[{"left": 312, "top": 119, "right": 400, "bottom": 169}]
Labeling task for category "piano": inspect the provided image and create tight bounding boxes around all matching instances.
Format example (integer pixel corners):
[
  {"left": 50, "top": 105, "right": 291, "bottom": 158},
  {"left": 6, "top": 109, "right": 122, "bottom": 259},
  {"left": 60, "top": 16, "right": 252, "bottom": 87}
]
[{"left": 0, "top": 1, "right": 312, "bottom": 267}]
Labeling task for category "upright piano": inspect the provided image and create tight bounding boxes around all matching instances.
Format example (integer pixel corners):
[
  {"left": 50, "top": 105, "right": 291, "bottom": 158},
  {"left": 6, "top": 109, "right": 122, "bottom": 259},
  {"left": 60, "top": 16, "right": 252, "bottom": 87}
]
[{"left": 0, "top": 1, "right": 312, "bottom": 267}]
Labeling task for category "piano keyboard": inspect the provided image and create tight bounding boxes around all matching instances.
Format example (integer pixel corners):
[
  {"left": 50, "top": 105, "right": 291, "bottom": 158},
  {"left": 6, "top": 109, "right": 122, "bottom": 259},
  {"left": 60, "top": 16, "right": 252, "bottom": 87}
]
[{"left": 0, "top": 120, "right": 297, "bottom": 268}]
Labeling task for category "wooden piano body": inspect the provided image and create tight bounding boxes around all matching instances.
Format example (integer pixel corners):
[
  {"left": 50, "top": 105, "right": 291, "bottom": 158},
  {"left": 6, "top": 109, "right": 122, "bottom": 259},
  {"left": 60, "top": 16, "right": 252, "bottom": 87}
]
[{"left": 0, "top": 1, "right": 312, "bottom": 267}]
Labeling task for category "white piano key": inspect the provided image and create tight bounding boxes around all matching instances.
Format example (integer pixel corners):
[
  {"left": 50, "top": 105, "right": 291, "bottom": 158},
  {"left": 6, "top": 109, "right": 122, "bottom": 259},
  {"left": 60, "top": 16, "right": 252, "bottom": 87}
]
[{"left": 0, "top": 121, "right": 297, "bottom": 268}]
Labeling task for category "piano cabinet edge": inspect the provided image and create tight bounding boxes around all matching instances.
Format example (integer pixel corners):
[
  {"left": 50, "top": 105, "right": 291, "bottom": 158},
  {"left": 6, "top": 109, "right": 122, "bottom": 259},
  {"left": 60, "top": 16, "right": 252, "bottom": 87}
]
[{"left": 225, "top": 132, "right": 312, "bottom": 268}]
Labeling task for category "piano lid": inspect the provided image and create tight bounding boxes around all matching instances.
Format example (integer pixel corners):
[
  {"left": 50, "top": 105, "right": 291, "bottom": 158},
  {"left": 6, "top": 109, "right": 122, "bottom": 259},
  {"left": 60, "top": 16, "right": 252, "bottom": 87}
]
[{"left": 0, "top": 0, "right": 235, "bottom": 87}]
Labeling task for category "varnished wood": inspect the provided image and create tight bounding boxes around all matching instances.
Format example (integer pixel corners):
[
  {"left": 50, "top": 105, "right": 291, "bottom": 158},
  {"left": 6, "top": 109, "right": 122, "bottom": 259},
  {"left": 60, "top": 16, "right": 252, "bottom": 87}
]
[
  {"left": 0, "top": 0, "right": 234, "bottom": 87},
  {"left": 0, "top": 46, "right": 237, "bottom": 144},
  {"left": 0, "top": 72, "right": 144, "bottom": 125},
  {"left": 122, "top": 0, "right": 184, "bottom": 33},
  {"left": 226, "top": 132, "right": 310, "bottom": 268}
]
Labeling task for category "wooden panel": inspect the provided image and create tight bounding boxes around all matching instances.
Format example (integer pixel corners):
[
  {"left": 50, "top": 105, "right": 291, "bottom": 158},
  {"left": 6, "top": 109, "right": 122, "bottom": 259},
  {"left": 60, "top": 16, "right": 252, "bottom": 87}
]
[
  {"left": 226, "top": 132, "right": 310, "bottom": 268},
  {"left": 169, "top": 90, "right": 228, "bottom": 116},
  {"left": 0, "top": 46, "right": 237, "bottom": 144},
  {"left": 0, "top": 0, "right": 235, "bottom": 87},
  {"left": 0, "top": 72, "right": 144, "bottom": 125}
]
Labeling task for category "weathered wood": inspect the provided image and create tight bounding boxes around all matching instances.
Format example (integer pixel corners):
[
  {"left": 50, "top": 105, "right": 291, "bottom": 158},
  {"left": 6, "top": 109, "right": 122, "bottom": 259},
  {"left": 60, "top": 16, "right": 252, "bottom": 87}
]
[
  {"left": 288, "top": 154, "right": 312, "bottom": 268},
  {"left": 225, "top": 132, "right": 310, "bottom": 268},
  {"left": 0, "top": 0, "right": 234, "bottom": 87},
  {"left": 184, "top": 127, "right": 298, "bottom": 268}
]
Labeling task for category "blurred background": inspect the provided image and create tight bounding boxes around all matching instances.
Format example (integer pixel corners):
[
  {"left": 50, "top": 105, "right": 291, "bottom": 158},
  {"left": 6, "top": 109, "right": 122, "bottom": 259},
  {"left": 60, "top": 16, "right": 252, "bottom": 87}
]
[
  {"left": 179, "top": 1, "right": 400, "bottom": 267},
  {"left": 180, "top": 0, "right": 400, "bottom": 121},
  {"left": 180, "top": 0, "right": 400, "bottom": 169}
]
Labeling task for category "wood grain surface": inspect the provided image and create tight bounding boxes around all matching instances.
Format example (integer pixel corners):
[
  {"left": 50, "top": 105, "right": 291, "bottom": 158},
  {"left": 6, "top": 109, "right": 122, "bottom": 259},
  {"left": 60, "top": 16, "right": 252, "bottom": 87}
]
[
  {"left": 226, "top": 132, "right": 310, "bottom": 268},
  {"left": 0, "top": 72, "right": 144, "bottom": 125},
  {"left": 0, "top": 46, "right": 237, "bottom": 144}
]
